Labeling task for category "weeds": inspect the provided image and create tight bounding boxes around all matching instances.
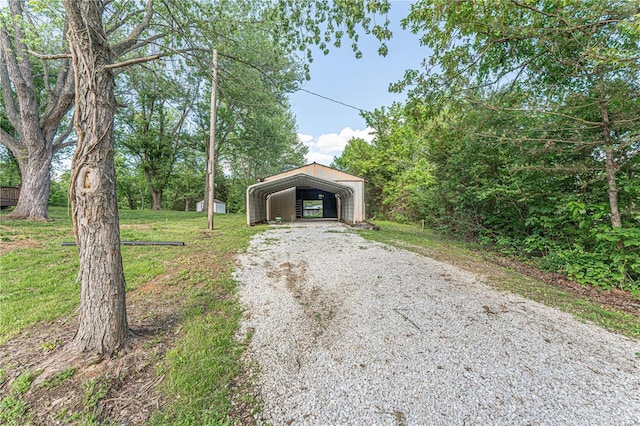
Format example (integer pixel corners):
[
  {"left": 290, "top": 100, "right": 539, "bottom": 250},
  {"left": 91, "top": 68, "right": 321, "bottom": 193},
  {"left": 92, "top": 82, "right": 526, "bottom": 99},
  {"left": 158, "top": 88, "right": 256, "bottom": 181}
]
[
  {"left": 38, "top": 367, "right": 77, "bottom": 389},
  {"left": 0, "top": 369, "right": 39, "bottom": 425}
]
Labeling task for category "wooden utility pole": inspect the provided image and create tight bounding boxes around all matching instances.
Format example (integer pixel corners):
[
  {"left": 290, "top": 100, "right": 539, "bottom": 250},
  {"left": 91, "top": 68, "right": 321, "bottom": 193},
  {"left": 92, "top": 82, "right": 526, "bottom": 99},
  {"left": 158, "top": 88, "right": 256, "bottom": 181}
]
[{"left": 207, "top": 49, "right": 218, "bottom": 230}]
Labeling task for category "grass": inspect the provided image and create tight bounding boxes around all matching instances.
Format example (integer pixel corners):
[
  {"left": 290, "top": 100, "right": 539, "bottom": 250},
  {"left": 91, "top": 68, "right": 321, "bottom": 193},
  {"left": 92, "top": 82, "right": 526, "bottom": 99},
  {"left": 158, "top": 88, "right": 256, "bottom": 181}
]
[
  {"left": 358, "top": 220, "right": 640, "bottom": 339},
  {"left": 1, "top": 206, "right": 264, "bottom": 424},
  {"left": 0, "top": 370, "right": 38, "bottom": 425},
  {"left": 0, "top": 207, "right": 209, "bottom": 344}
]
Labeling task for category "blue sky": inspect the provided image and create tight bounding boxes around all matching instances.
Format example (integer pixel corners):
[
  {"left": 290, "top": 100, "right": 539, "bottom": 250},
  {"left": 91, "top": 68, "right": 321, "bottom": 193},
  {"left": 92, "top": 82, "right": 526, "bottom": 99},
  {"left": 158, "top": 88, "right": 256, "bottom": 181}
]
[{"left": 289, "top": 1, "right": 425, "bottom": 165}]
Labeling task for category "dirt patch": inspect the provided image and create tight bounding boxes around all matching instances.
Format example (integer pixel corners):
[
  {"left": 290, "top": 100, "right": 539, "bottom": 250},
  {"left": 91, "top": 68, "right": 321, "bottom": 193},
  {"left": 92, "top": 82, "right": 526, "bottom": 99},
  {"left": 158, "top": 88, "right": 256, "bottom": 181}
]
[
  {"left": 275, "top": 261, "right": 336, "bottom": 339},
  {"left": 0, "top": 238, "right": 44, "bottom": 256},
  {"left": 119, "top": 224, "right": 152, "bottom": 231},
  {"left": 0, "top": 266, "right": 188, "bottom": 425}
]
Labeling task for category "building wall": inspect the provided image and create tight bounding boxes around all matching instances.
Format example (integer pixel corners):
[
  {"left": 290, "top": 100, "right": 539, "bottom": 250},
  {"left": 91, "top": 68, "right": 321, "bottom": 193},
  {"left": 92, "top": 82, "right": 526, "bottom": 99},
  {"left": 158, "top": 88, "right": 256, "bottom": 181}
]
[
  {"left": 196, "top": 200, "right": 226, "bottom": 213},
  {"left": 268, "top": 187, "right": 296, "bottom": 222},
  {"left": 263, "top": 163, "right": 365, "bottom": 222}
]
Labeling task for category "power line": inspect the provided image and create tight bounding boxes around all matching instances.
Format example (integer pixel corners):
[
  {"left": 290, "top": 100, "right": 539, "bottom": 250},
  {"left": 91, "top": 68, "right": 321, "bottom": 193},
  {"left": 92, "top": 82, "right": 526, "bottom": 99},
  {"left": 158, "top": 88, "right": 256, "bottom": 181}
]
[{"left": 296, "top": 87, "right": 368, "bottom": 113}]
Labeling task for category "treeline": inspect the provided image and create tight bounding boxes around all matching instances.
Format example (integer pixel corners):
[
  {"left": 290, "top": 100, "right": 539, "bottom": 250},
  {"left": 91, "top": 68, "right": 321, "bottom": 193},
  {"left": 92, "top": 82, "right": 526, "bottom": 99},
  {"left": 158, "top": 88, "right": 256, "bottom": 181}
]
[
  {"left": 0, "top": 0, "right": 314, "bottom": 216},
  {"left": 334, "top": 1, "right": 640, "bottom": 290}
]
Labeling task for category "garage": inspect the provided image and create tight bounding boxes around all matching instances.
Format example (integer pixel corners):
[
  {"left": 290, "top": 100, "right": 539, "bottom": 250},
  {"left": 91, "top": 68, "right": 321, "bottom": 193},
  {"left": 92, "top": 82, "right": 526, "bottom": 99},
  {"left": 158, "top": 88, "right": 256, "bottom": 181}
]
[{"left": 246, "top": 163, "right": 365, "bottom": 225}]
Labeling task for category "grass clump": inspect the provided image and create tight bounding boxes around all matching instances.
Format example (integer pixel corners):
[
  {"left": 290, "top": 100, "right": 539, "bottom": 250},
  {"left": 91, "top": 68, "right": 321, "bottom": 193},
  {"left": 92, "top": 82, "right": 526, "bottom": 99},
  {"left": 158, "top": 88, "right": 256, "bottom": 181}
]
[
  {"left": 0, "top": 369, "right": 39, "bottom": 425},
  {"left": 38, "top": 367, "right": 77, "bottom": 389}
]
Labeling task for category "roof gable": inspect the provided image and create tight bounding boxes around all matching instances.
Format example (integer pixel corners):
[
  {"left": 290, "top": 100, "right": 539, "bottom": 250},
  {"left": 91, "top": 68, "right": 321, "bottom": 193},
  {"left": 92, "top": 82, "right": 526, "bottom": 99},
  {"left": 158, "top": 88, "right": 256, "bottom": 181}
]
[{"left": 262, "top": 162, "right": 364, "bottom": 183}]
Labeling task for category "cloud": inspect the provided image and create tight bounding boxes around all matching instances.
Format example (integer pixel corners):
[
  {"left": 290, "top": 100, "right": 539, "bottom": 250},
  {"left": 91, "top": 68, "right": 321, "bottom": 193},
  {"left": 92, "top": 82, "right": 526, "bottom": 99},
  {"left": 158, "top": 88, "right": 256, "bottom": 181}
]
[{"left": 299, "top": 127, "right": 374, "bottom": 166}]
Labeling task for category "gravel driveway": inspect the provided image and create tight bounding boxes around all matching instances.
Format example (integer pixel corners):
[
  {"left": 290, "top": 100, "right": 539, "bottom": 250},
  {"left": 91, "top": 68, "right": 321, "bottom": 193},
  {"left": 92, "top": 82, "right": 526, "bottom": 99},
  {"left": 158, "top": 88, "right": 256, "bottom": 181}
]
[{"left": 235, "top": 221, "right": 640, "bottom": 425}]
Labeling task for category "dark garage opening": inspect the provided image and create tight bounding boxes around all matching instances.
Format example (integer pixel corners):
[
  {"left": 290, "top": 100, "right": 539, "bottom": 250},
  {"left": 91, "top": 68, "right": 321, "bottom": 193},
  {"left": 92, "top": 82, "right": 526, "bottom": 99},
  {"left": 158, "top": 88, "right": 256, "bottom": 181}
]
[{"left": 296, "top": 188, "right": 337, "bottom": 219}]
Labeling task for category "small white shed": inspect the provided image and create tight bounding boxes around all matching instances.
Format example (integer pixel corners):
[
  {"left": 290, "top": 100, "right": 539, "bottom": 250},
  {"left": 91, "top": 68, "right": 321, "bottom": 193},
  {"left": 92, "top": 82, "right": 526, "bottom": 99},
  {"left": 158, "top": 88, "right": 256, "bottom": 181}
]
[{"left": 196, "top": 199, "right": 226, "bottom": 214}]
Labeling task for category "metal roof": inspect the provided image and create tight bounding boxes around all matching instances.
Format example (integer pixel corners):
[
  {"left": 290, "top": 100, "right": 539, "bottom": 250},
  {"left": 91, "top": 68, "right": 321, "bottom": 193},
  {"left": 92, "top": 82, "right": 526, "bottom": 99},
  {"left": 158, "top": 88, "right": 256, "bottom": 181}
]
[
  {"left": 248, "top": 173, "right": 354, "bottom": 199},
  {"left": 246, "top": 173, "right": 355, "bottom": 225}
]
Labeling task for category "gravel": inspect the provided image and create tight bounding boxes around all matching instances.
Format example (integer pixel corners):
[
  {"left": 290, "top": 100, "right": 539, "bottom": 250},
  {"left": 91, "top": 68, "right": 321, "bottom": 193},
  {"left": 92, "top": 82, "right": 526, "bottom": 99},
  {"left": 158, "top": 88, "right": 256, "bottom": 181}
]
[{"left": 234, "top": 221, "right": 640, "bottom": 425}]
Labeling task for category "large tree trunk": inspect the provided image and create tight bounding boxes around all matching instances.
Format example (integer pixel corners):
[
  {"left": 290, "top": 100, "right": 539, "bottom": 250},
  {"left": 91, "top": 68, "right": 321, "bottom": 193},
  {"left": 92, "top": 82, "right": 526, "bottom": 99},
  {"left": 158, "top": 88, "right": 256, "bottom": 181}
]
[
  {"left": 9, "top": 144, "right": 52, "bottom": 219},
  {"left": 64, "top": 0, "right": 128, "bottom": 356},
  {"left": 151, "top": 188, "right": 162, "bottom": 210}
]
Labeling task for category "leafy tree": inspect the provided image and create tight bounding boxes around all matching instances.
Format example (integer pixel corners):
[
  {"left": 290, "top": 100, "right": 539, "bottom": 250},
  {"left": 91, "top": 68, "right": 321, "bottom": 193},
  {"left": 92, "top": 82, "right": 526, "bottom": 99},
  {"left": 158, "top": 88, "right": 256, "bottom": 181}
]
[
  {"left": 114, "top": 153, "right": 148, "bottom": 210},
  {"left": 0, "top": 0, "right": 75, "bottom": 219},
  {"left": 333, "top": 103, "right": 433, "bottom": 222},
  {"left": 118, "top": 62, "right": 196, "bottom": 210},
  {"left": 400, "top": 0, "right": 640, "bottom": 229},
  {"left": 164, "top": 147, "right": 206, "bottom": 211}
]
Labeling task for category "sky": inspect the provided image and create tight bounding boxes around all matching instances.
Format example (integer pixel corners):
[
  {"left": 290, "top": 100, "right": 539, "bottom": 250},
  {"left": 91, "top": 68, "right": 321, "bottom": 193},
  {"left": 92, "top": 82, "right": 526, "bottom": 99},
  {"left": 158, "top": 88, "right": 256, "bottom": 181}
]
[{"left": 289, "top": 1, "right": 425, "bottom": 166}]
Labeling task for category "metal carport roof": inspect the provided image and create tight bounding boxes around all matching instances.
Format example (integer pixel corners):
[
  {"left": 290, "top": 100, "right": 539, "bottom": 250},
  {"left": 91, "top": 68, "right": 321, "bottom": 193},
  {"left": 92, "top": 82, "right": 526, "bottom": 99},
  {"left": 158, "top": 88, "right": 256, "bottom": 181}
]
[{"left": 246, "top": 173, "right": 355, "bottom": 225}]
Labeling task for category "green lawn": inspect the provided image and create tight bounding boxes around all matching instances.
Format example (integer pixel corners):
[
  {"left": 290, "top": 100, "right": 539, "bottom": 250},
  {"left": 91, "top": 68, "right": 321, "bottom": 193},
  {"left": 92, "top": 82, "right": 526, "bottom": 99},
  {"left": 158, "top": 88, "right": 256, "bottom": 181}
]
[{"left": 1, "top": 207, "right": 264, "bottom": 424}]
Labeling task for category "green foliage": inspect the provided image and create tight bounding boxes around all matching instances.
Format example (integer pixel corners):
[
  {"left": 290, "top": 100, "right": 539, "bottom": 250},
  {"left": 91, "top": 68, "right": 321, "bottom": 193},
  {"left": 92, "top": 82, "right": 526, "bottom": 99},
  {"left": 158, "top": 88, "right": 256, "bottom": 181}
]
[
  {"left": 0, "top": 147, "right": 21, "bottom": 186},
  {"left": 364, "top": 0, "right": 640, "bottom": 290},
  {"left": 38, "top": 367, "right": 77, "bottom": 389},
  {"left": 333, "top": 103, "right": 433, "bottom": 222},
  {"left": 48, "top": 172, "right": 69, "bottom": 207}
]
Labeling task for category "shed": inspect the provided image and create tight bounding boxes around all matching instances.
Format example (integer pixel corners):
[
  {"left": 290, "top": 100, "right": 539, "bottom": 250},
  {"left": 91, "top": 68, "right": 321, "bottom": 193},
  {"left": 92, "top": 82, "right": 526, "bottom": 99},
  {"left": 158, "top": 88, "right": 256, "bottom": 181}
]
[
  {"left": 246, "top": 163, "right": 365, "bottom": 225},
  {"left": 196, "top": 199, "right": 226, "bottom": 214}
]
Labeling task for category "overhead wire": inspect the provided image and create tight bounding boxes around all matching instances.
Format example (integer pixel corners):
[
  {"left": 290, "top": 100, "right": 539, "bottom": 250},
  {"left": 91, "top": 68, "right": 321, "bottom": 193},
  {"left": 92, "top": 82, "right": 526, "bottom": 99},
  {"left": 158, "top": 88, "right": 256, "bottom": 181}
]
[{"left": 294, "top": 87, "right": 368, "bottom": 113}]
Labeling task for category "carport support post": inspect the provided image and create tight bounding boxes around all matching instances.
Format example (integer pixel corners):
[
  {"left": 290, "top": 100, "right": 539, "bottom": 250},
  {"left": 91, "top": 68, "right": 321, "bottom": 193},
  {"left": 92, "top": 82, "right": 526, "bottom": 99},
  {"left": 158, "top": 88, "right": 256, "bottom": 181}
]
[{"left": 207, "top": 49, "right": 218, "bottom": 230}]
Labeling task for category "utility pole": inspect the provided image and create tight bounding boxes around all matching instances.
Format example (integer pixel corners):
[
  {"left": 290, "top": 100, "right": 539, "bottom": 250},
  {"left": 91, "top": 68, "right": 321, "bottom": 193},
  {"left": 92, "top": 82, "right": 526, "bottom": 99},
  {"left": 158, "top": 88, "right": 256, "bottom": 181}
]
[{"left": 207, "top": 49, "right": 218, "bottom": 230}]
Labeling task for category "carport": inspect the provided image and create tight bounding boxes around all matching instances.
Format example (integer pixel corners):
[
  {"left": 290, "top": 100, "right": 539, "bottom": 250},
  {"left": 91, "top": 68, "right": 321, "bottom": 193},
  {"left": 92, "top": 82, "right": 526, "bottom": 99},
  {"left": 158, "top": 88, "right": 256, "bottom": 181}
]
[{"left": 246, "top": 164, "right": 365, "bottom": 226}]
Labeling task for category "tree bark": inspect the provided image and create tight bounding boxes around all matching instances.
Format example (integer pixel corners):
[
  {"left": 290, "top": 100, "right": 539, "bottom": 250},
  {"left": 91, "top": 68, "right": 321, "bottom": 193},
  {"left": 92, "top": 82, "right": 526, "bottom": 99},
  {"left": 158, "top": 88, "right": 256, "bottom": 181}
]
[
  {"left": 63, "top": 0, "right": 127, "bottom": 355},
  {"left": 151, "top": 187, "right": 162, "bottom": 210},
  {"left": 10, "top": 144, "right": 52, "bottom": 219}
]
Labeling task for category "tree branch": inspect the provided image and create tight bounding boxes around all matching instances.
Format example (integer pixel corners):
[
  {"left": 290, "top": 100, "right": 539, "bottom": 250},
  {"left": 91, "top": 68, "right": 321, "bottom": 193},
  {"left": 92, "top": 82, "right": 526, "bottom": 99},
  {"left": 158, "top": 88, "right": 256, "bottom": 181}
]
[
  {"left": 0, "top": 128, "right": 24, "bottom": 156},
  {"left": 112, "top": 0, "right": 154, "bottom": 56},
  {"left": 105, "top": 54, "right": 162, "bottom": 70},
  {"left": 53, "top": 122, "right": 75, "bottom": 147},
  {"left": 0, "top": 50, "right": 21, "bottom": 131},
  {"left": 53, "top": 139, "right": 77, "bottom": 153},
  {"left": 26, "top": 50, "right": 72, "bottom": 60}
]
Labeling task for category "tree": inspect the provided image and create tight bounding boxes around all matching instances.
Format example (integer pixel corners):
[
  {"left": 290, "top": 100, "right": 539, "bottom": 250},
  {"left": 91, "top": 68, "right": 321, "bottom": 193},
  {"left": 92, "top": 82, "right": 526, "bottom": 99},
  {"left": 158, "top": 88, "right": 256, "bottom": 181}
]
[
  {"left": 400, "top": 0, "right": 640, "bottom": 229},
  {"left": 0, "top": 0, "right": 75, "bottom": 219},
  {"left": 333, "top": 104, "right": 433, "bottom": 222},
  {"left": 63, "top": 0, "right": 128, "bottom": 354},
  {"left": 119, "top": 63, "right": 194, "bottom": 210}
]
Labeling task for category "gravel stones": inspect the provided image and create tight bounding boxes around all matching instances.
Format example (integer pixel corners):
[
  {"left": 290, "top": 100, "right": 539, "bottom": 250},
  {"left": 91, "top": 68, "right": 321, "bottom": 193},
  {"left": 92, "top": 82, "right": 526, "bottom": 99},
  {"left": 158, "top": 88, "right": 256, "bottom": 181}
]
[{"left": 234, "top": 222, "right": 640, "bottom": 425}]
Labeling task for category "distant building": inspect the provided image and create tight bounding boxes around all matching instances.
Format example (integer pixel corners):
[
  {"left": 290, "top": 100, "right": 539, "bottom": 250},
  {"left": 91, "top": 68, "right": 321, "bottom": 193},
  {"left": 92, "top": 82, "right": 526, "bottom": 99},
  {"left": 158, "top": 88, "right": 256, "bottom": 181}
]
[
  {"left": 246, "top": 163, "right": 365, "bottom": 225},
  {"left": 196, "top": 199, "right": 226, "bottom": 214}
]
